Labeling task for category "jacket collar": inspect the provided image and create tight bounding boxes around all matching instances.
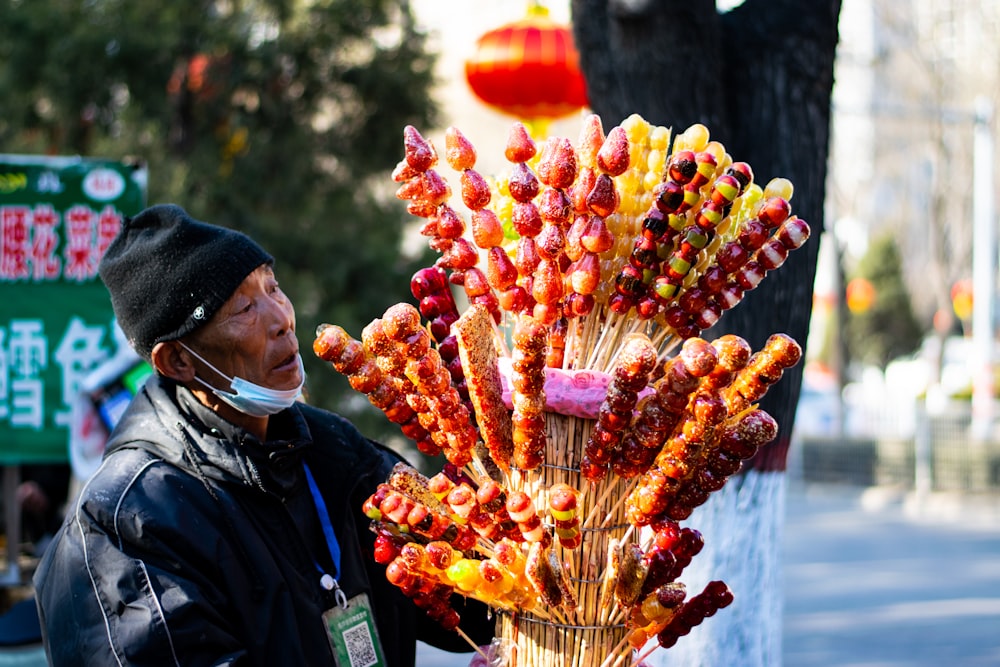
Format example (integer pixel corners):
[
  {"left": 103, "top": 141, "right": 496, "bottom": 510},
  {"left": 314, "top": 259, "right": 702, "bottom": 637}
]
[{"left": 107, "top": 374, "right": 313, "bottom": 496}]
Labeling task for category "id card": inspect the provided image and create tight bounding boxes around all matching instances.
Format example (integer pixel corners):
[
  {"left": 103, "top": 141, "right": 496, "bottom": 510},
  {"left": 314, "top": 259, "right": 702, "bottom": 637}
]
[{"left": 323, "top": 593, "right": 387, "bottom": 667}]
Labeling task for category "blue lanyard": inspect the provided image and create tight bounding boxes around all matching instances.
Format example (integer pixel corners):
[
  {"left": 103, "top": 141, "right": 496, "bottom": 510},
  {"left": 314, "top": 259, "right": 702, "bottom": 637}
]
[{"left": 303, "top": 462, "right": 347, "bottom": 607}]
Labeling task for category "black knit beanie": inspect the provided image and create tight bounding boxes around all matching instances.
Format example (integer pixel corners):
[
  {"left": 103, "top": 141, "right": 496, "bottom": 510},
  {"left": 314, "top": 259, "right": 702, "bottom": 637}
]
[{"left": 98, "top": 204, "right": 273, "bottom": 360}]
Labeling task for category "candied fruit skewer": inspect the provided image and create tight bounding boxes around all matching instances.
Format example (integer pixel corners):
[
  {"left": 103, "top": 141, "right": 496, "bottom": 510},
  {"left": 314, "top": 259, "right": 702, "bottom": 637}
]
[
  {"left": 452, "top": 304, "right": 515, "bottom": 472},
  {"left": 582, "top": 125, "right": 632, "bottom": 317},
  {"left": 476, "top": 479, "right": 522, "bottom": 542},
  {"left": 546, "top": 541, "right": 579, "bottom": 614},
  {"left": 689, "top": 408, "right": 780, "bottom": 493},
  {"left": 613, "top": 542, "right": 649, "bottom": 610},
  {"left": 717, "top": 215, "right": 811, "bottom": 309},
  {"left": 442, "top": 125, "right": 513, "bottom": 326},
  {"left": 442, "top": 126, "right": 507, "bottom": 325},
  {"left": 639, "top": 387, "right": 730, "bottom": 524},
  {"left": 530, "top": 136, "right": 577, "bottom": 325},
  {"left": 623, "top": 338, "right": 720, "bottom": 526},
  {"left": 524, "top": 541, "right": 576, "bottom": 618},
  {"left": 581, "top": 334, "right": 659, "bottom": 483},
  {"left": 659, "top": 212, "right": 812, "bottom": 342},
  {"left": 624, "top": 582, "right": 687, "bottom": 650},
  {"left": 410, "top": 266, "right": 477, "bottom": 410},
  {"left": 509, "top": 316, "right": 549, "bottom": 470},
  {"left": 524, "top": 541, "right": 562, "bottom": 613},
  {"left": 501, "top": 122, "right": 546, "bottom": 321},
  {"left": 609, "top": 336, "right": 715, "bottom": 479},
  {"left": 640, "top": 521, "right": 704, "bottom": 594},
  {"left": 565, "top": 161, "right": 616, "bottom": 318},
  {"left": 506, "top": 490, "right": 547, "bottom": 544},
  {"left": 386, "top": 549, "right": 465, "bottom": 631},
  {"left": 723, "top": 333, "right": 803, "bottom": 414},
  {"left": 315, "top": 324, "right": 440, "bottom": 456},
  {"left": 562, "top": 116, "right": 610, "bottom": 322},
  {"left": 445, "top": 483, "right": 501, "bottom": 542},
  {"left": 368, "top": 485, "right": 478, "bottom": 553},
  {"left": 397, "top": 127, "right": 498, "bottom": 328},
  {"left": 387, "top": 463, "right": 453, "bottom": 519},
  {"left": 655, "top": 580, "right": 734, "bottom": 649},
  {"left": 383, "top": 303, "right": 479, "bottom": 468},
  {"left": 646, "top": 168, "right": 751, "bottom": 319},
  {"left": 593, "top": 116, "right": 661, "bottom": 298},
  {"left": 547, "top": 482, "right": 582, "bottom": 550}
]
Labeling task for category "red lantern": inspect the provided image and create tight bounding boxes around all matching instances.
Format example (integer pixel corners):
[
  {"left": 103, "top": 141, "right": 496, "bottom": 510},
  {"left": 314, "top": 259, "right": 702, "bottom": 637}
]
[{"left": 464, "top": 3, "right": 589, "bottom": 127}]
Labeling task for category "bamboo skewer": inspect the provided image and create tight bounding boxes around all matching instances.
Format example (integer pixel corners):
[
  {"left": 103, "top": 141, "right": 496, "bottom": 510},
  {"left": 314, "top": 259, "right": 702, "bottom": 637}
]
[
  {"left": 458, "top": 628, "right": 491, "bottom": 660},
  {"left": 631, "top": 642, "right": 659, "bottom": 666}
]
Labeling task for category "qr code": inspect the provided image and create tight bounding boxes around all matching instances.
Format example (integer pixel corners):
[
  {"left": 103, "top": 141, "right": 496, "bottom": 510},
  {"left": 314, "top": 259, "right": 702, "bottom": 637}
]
[{"left": 343, "top": 622, "right": 377, "bottom": 667}]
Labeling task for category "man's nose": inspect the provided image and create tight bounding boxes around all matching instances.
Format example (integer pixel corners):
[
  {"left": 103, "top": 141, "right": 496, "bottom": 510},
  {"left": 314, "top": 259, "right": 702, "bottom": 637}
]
[{"left": 267, "top": 296, "right": 295, "bottom": 337}]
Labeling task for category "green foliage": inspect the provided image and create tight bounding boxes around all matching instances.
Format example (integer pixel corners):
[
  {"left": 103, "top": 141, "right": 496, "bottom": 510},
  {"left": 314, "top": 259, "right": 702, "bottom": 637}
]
[
  {"left": 845, "top": 232, "right": 924, "bottom": 369},
  {"left": 0, "top": 0, "right": 441, "bottom": 440}
]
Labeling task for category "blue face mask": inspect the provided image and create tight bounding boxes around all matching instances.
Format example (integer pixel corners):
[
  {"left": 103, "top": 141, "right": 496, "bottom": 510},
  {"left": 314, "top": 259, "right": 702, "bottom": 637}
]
[{"left": 178, "top": 342, "right": 304, "bottom": 417}]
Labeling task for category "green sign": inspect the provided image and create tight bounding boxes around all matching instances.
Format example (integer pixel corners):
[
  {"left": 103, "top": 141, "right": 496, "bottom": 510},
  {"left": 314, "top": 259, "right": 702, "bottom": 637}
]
[{"left": 0, "top": 155, "right": 147, "bottom": 464}]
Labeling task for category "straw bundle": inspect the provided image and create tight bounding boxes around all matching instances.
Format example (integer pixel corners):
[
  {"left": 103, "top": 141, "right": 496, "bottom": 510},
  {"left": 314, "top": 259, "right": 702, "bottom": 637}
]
[{"left": 497, "top": 413, "right": 634, "bottom": 667}]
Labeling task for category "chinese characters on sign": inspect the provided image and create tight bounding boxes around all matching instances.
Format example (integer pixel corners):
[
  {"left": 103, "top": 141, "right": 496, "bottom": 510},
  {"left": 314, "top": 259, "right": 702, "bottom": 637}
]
[{"left": 1, "top": 156, "right": 146, "bottom": 464}]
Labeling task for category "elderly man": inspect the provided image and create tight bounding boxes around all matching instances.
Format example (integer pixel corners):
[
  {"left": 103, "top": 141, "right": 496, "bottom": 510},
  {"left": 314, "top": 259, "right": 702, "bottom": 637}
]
[{"left": 33, "top": 204, "right": 493, "bottom": 666}]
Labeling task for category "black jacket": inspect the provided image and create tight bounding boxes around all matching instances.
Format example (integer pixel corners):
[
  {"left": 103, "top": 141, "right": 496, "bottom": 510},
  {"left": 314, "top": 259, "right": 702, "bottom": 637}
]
[{"left": 33, "top": 375, "right": 493, "bottom": 666}]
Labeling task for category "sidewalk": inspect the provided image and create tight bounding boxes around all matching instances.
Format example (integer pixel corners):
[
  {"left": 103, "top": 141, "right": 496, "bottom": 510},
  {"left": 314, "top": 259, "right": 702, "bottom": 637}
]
[
  {"left": 417, "top": 482, "right": 1000, "bottom": 666},
  {"left": 782, "top": 483, "right": 1000, "bottom": 667}
]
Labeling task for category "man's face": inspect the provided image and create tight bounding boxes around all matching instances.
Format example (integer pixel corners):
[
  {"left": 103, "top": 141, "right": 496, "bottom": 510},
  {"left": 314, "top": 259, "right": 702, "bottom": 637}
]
[{"left": 185, "top": 264, "right": 302, "bottom": 391}]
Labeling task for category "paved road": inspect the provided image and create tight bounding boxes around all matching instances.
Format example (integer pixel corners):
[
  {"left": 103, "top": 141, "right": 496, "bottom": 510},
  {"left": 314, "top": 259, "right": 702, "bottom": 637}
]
[
  {"left": 416, "top": 483, "right": 1000, "bottom": 666},
  {"left": 782, "top": 484, "right": 1000, "bottom": 667}
]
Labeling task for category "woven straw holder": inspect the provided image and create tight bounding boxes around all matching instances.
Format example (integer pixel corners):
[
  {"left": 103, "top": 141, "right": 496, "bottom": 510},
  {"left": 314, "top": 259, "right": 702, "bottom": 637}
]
[{"left": 497, "top": 412, "right": 635, "bottom": 667}]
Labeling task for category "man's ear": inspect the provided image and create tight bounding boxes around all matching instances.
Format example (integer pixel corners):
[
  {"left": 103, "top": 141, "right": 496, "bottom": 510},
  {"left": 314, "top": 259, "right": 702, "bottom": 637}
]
[{"left": 151, "top": 341, "right": 197, "bottom": 382}]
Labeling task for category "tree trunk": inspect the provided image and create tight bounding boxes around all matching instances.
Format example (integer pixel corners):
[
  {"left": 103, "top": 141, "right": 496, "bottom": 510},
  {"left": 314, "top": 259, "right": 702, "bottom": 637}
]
[{"left": 570, "top": 1, "right": 842, "bottom": 664}]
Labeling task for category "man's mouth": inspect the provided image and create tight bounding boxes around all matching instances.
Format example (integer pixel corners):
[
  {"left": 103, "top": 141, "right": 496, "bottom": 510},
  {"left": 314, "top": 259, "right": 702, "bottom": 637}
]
[{"left": 275, "top": 352, "right": 299, "bottom": 371}]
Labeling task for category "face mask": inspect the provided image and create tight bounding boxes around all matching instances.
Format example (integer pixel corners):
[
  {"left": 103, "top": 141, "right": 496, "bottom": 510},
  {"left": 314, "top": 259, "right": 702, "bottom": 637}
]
[{"left": 178, "top": 342, "right": 304, "bottom": 417}]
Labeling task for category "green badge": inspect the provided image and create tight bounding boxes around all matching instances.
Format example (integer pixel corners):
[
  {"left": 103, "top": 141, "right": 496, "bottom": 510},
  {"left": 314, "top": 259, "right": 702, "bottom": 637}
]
[{"left": 323, "top": 593, "right": 387, "bottom": 667}]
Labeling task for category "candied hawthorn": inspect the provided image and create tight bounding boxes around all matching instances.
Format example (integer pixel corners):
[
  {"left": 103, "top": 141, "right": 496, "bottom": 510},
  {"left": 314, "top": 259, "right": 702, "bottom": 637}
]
[
  {"left": 508, "top": 162, "right": 540, "bottom": 203},
  {"left": 444, "top": 126, "right": 477, "bottom": 171},
  {"left": 587, "top": 173, "right": 620, "bottom": 218},
  {"left": 403, "top": 125, "right": 436, "bottom": 172},
  {"left": 460, "top": 169, "right": 491, "bottom": 210},
  {"left": 470, "top": 208, "right": 505, "bottom": 249},
  {"left": 504, "top": 122, "right": 537, "bottom": 163},
  {"left": 668, "top": 150, "right": 697, "bottom": 184},
  {"left": 597, "top": 126, "right": 630, "bottom": 176},
  {"left": 537, "top": 136, "right": 578, "bottom": 190}
]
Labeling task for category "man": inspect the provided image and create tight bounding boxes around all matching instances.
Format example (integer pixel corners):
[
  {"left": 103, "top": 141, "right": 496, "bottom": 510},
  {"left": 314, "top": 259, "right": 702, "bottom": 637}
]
[{"left": 33, "top": 204, "right": 493, "bottom": 666}]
